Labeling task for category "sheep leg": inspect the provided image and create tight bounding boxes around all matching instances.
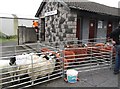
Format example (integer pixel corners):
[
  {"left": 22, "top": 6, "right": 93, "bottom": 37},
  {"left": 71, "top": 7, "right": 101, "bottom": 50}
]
[
  {"left": 16, "top": 72, "right": 20, "bottom": 82},
  {"left": 11, "top": 72, "right": 17, "bottom": 84},
  {"left": 15, "top": 67, "right": 20, "bottom": 82},
  {"left": 10, "top": 69, "right": 16, "bottom": 82},
  {"left": 31, "top": 81, "right": 34, "bottom": 85},
  {"left": 30, "top": 76, "right": 35, "bottom": 85},
  {"left": 47, "top": 74, "right": 50, "bottom": 79}
]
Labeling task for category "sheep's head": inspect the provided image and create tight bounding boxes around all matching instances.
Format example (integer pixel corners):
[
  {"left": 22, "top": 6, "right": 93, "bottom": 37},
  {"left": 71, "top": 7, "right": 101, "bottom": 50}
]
[
  {"left": 9, "top": 57, "right": 16, "bottom": 66},
  {"left": 48, "top": 53, "right": 57, "bottom": 59},
  {"left": 42, "top": 52, "right": 57, "bottom": 60},
  {"left": 82, "top": 44, "right": 87, "bottom": 47},
  {"left": 42, "top": 53, "right": 56, "bottom": 62}
]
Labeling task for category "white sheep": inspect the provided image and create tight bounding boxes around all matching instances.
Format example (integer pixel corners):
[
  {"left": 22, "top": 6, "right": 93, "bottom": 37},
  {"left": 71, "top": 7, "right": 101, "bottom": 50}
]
[
  {"left": 9, "top": 53, "right": 56, "bottom": 82},
  {"left": 9, "top": 53, "right": 40, "bottom": 81},
  {"left": 0, "top": 60, "right": 11, "bottom": 77},
  {"left": 28, "top": 54, "right": 56, "bottom": 80},
  {"left": 15, "top": 53, "right": 40, "bottom": 75},
  {"left": 0, "top": 59, "right": 14, "bottom": 78},
  {"left": 0, "top": 60, "right": 10, "bottom": 69},
  {"left": 0, "top": 60, "right": 11, "bottom": 88}
]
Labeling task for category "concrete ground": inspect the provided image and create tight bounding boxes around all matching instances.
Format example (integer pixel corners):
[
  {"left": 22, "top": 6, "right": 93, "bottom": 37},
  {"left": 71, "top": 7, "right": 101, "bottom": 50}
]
[
  {"left": 29, "top": 68, "right": 119, "bottom": 88},
  {"left": 1, "top": 41, "right": 18, "bottom": 46}
]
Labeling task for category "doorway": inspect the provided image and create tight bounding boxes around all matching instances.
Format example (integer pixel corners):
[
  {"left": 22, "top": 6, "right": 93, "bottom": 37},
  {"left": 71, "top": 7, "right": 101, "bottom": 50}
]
[
  {"left": 41, "top": 18, "right": 45, "bottom": 41},
  {"left": 107, "top": 22, "right": 112, "bottom": 36},
  {"left": 76, "top": 18, "right": 81, "bottom": 40},
  {"left": 89, "top": 20, "right": 96, "bottom": 42}
]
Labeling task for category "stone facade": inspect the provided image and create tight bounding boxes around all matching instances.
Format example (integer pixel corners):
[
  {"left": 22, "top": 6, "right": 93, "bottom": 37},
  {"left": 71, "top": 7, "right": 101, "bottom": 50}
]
[
  {"left": 39, "top": 1, "right": 77, "bottom": 42},
  {"left": 37, "top": 1, "right": 120, "bottom": 44}
]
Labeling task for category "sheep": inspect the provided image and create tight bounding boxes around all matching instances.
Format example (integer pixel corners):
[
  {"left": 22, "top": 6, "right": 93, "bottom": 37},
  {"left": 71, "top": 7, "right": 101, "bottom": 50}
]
[
  {"left": 27, "top": 53, "right": 56, "bottom": 81},
  {"left": 10, "top": 53, "right": 40, "bottom": 78},
  {"left": 40, "top": 47, "right": 76, "bottom": 69},
  {"left": 0, "top": 59, "right": 15, "bottom": 88},
  {"left": 9, "top": 52, "right": 56, "bottom": 83},
  {"left": 0, "top": 60, "right": 10, "bottom": 69},
  {"left": 9, "top": 53, "right": 33, "bottom": 81},
  {"left": 0, "top": 60, "right": 11, "bottom": 77}
]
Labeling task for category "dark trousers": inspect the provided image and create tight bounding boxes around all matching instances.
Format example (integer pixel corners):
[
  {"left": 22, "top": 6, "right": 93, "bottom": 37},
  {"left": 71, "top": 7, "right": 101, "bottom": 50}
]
[
  {"left": 34, "top": 27, "right": 39, "bottom": 41},
  {"left": 114, "top": 45, "right": 120, "bottom": 72}
]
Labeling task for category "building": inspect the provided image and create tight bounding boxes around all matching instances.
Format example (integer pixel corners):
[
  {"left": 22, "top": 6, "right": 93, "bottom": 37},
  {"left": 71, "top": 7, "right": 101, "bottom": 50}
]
[
  {"left": 35, "top": 0, "right": 120, "bottom": 42},
  {"left": 0, "top": 14, "right": 38, "bottom": 36}
]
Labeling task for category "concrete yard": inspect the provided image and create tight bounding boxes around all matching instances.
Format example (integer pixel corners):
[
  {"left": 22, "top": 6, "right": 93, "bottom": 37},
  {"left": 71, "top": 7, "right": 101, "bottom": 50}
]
[{"left": 29, "top": 68, "right": 119, "bottom": 88}]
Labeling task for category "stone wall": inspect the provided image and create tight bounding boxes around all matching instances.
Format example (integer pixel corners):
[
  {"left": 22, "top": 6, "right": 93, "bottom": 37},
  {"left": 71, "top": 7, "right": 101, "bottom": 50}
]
[{"left": 39, "top": 1, "right": 77, "bottom": 42}]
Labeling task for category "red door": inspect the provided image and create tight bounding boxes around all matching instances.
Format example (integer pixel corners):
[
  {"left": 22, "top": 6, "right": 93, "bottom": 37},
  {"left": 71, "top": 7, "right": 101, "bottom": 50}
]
[
  {"left": 107, "top": 22, "right": 112, "bottom": 36},
  {"left": 89, "top": 20, "right": 96, "bottom": 42},
  {"left": 76, "top": 18, "right": 81, "bottom": 40}
]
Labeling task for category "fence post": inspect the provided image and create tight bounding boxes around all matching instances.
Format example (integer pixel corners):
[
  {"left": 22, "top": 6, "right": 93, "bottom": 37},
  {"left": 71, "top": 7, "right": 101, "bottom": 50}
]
[
  {"left": 0, "top": 68, "right": 2, "bottom": 88},
  {"left": 59, "top": 42, "right": 65, "bottom": 78},
  {"left": 0, "top": 43, "right": 2, "bottom": 89},
  {"left": 37, "top": 41, "right": 40, "bottom": 52},
  {"left": 30, "top": 53, "right": 34, "bottom": 85}
]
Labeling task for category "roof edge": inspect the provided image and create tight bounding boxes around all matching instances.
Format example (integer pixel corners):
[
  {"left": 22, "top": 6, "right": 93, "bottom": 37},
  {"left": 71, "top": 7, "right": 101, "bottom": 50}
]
[
  {"left": 35, "top": 0, "right": 70, "bottom": 17},
  {"left": 35, "top": 0, "right": 120, "bottom": 17},
  {"left": 35, "top": 1, "right": 46, "bottom": 17}
]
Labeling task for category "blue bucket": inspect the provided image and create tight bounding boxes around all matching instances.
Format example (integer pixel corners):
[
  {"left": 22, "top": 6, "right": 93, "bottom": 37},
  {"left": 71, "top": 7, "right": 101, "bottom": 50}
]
[{"left": 66, "top": 69, "right": 78, "bottom": 83}]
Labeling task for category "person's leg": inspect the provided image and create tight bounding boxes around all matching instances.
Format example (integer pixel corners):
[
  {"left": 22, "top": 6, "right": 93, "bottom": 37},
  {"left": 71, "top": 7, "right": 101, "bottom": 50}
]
[
  {"left": 114, "top": 45, "right": 120, "bottom": 74},
  {"left": 34, "top": 27, "right": 39, "bottom": 41},
  {"left": 36, "top": 28, "right": 39, "bottom": 41},
  {"left": 117, "top": 45, "right": 120, "bottom": 71},
  {"left": 118, "top": 50, "right": 120, "bottom": 71}
]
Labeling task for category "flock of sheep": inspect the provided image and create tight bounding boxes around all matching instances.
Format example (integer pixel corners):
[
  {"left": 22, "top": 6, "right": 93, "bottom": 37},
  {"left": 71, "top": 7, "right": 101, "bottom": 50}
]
[{"left": 0, "top": 51, "right": 59, "bottom": 85}]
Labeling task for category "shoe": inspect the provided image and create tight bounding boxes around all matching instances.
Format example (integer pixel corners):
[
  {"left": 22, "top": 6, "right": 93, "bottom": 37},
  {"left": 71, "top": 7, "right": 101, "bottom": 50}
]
[{"left": 114, "top": 71, "right": 119, "bottom": 75}]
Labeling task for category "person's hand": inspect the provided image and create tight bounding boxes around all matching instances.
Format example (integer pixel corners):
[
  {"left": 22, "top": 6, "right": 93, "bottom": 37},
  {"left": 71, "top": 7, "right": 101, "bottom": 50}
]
[{"left": 111, "top": 40, "right": 116, "bottom": 45}]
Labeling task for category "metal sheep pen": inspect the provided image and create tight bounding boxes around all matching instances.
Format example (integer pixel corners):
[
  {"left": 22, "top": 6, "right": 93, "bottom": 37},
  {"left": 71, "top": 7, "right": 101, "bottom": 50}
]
[
  {"left": 0, "top": 38, "right": 115, "bottom": 88},
  {"left": 61, "top": 38, "right": 115, "bottom": 83},
  {"left": 0, "top": 43, "right": 63, "bottom": 89}
]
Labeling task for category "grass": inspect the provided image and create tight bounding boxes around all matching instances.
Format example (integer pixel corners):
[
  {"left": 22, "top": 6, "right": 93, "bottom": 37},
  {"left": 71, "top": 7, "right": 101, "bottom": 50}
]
[{"left": 0, "top": 36, "right": 17, "bottom": 43}]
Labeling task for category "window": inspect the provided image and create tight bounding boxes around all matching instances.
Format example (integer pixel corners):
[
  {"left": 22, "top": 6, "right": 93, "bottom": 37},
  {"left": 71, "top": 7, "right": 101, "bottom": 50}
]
[{"left": 98, "top": 20, "right": 103, "bottom": 28}]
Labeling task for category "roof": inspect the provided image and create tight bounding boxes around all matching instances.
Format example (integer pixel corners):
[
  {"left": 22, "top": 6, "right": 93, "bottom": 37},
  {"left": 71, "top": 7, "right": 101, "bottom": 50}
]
[
  {"left": 35, "top": 0, "right": 120, "bottom": 17},
  {"left": 65, "top": 1, "right": 119, "bottom": 17}
]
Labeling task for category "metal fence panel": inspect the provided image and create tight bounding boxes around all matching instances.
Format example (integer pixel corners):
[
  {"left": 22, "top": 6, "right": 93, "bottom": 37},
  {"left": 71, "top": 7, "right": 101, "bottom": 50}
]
[{"left": 0, "top": 38, "right": 115, "bottom": 88}]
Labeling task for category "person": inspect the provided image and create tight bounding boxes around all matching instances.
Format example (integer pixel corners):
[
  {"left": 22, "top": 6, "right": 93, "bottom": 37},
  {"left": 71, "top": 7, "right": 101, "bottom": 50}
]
[
  {"left": 107, "top": 24, "right": 120, "bottom": 74},
  {"left": 33, "top": 21, "right": 39, "bottom": 40}
]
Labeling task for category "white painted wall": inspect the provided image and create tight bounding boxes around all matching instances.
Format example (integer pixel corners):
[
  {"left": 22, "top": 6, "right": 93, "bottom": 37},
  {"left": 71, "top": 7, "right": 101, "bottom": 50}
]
[
  {"left": 1, "top": 18, "right": 14, "bottom": 36},
  {"left": 0, "top": 18, "right": 2, "bottom": 32}
]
